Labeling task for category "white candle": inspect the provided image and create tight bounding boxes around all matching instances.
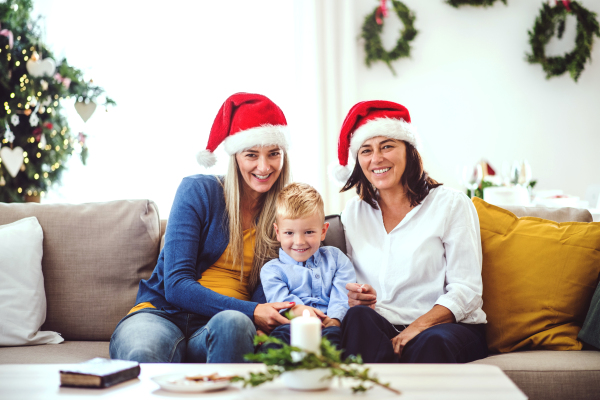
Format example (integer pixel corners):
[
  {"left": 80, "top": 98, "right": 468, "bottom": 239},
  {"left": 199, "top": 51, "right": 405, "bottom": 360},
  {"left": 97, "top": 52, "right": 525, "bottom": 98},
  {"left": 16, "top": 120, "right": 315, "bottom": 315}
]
[{"left": 291, "top": 310, "right": 322, "bottom": 360}]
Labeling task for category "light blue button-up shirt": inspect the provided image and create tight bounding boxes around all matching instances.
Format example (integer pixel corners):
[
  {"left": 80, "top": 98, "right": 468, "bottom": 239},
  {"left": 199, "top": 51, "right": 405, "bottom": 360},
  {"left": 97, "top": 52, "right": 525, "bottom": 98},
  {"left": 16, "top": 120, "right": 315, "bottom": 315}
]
[{"left": 260, "top": 246, "right": 356, "bottom": 321}]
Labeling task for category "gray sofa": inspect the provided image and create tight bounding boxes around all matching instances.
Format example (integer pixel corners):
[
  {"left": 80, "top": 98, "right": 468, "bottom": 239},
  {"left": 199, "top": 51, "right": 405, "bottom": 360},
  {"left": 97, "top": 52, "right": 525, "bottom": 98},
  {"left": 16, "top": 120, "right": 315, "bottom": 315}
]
[{"left": 0, "top": 199, "right": 599, "bottom": 400}]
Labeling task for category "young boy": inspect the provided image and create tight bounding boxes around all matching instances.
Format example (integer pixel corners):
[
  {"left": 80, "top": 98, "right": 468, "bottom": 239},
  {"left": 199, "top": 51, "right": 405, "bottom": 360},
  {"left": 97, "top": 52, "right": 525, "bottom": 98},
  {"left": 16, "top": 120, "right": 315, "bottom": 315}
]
[{"left": 260, "top": 182, "right": 356, "bottom": 349}]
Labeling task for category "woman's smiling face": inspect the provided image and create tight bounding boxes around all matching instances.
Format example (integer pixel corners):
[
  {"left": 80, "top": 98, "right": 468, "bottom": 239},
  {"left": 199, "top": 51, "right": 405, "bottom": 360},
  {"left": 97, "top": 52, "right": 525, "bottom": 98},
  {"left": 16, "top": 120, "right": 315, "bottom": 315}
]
[
  {"left": 357, "top": 136, "right": 407, "bottom": 192},
  {"left": 235, "top": 145, "right": 284, "bottom": 195}
]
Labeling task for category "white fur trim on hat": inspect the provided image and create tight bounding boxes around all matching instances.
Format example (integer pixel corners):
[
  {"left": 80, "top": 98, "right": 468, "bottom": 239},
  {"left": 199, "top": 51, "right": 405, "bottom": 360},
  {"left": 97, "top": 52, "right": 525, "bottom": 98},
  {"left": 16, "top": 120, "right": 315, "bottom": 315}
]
[
  {"left": 196, "top": 149, "right": 218, "bottom": 168},
  {"left": 349, "top": 118, "right": 420, "bottom": 159},
  {"left": 223, "top": 124, "right": 289, "bottom": 155},
  {"left": 328, "top": 160, "right": 353, "bottom": 187}
]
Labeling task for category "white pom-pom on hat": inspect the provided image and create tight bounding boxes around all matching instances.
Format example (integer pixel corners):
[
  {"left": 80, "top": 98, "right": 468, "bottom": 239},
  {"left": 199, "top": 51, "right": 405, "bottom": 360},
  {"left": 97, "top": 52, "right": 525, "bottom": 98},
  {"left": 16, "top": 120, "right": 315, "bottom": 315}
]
[
  {"left": 196, "top": 149, "right": 217, "bottom": 168},
  {"left": 328, "top": 161, "right": 353, "bottom": 187}
]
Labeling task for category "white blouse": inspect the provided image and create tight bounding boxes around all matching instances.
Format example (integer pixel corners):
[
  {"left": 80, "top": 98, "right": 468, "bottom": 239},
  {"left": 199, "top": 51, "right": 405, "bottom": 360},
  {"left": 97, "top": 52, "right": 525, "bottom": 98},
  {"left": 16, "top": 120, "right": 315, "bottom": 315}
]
[{"left": 341, "top": 186, "right": 487, "bottom": 325}]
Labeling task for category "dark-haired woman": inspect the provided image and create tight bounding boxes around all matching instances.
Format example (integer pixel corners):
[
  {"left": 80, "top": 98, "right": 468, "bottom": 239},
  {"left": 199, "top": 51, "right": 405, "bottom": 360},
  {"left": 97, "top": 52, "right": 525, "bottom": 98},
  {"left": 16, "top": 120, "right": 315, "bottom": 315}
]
[{"left": 332, "top": 101, "right": 488, "bottom": 363}]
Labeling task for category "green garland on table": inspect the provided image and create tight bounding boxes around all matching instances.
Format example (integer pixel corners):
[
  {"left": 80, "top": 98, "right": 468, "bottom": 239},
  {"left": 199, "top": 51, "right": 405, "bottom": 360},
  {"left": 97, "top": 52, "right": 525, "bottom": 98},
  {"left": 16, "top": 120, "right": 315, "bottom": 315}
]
[
  {"left": 445, "top": 0, "right": 506, "bottom": 7},
  {"left": 361, "top": 0, "right": 417, "bottom": 76},
  {"left": 526, "top": 1, "right": 600, "bottom": 82},
  {"left": 231, "top": 335, "right": 401, "bottom": 394}
]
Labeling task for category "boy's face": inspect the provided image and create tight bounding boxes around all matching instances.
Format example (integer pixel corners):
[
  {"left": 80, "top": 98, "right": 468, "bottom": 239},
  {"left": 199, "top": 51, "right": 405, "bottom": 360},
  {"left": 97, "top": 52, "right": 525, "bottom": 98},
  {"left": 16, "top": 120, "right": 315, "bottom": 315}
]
[{"left": 274, "top": 214, "right": 329, "bottom": 263}]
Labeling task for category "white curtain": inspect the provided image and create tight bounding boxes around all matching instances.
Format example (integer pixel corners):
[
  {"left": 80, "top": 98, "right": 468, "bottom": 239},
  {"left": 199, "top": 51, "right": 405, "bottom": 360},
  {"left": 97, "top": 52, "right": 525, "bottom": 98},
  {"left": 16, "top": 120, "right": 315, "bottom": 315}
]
[{"left": 291, "top": 0, "right": 358, "bottom": 215}]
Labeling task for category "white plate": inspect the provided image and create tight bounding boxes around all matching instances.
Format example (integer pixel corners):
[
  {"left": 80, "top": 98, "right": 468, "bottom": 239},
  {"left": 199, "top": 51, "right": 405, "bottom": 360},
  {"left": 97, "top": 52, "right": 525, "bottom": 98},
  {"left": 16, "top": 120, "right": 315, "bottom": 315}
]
[{"left": 151, "top": 373, "right": 231, "bottom": 393}]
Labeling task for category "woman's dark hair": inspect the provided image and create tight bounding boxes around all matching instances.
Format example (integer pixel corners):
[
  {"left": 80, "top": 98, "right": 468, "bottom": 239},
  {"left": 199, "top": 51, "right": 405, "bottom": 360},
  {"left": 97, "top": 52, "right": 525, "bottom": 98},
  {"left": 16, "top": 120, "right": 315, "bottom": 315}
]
[{"left": 340, "top": 141, "right": 442, "bottom": 209}]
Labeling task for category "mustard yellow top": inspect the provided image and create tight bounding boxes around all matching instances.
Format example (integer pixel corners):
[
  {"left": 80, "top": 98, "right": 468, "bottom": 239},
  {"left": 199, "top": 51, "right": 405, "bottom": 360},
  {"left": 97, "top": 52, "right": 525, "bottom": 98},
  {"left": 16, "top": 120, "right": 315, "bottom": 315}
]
[
  {"left": 128, "top": 228, "right": 256, "bottom": 314},
  {"left": 197, "top": 228, "right": 255, "bottom": 300}
]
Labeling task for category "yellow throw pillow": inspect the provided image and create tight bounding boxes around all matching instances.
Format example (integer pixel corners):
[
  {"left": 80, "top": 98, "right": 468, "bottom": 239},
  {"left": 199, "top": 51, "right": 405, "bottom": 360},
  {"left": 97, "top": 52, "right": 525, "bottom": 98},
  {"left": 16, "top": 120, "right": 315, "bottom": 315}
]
[{"left": 473, "top": 197, "right": 600, "bottom": 353}]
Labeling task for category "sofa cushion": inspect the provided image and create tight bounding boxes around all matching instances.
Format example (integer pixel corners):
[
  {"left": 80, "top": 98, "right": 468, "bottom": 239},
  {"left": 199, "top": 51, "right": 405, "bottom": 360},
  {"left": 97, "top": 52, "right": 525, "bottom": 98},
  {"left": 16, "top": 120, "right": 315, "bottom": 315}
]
[
  {"left": 0, "top": 217, "right": 63, "bottom": 346},
  {"left": 471, "top": 350, "right": 600, "bottom": 400},
  {"left": 473, "top": 197, "right": 600, "bottom": 353},
  {"left": 0, "top": 200, "right": 160, "bottom": 341},
  {"left": 0, "top": 341, "right": 109, "bottom": 364},
  {"left": 502, "top": 204, "right": 593, "bottom": 223}
]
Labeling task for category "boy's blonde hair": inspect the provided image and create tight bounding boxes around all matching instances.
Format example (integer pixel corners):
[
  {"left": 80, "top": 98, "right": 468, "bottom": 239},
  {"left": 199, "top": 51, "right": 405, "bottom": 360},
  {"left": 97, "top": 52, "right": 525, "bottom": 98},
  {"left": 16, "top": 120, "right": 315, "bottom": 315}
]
[{"left": 276, "top": 182, "right": 325, "bottom": 222}]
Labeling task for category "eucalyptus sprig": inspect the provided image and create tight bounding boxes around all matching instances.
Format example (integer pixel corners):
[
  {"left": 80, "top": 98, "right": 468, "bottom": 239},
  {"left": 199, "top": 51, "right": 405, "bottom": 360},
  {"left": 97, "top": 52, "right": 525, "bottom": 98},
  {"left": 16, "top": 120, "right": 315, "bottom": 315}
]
[{"left": 230, "top": 335, "right": 401, "bottom": 395}]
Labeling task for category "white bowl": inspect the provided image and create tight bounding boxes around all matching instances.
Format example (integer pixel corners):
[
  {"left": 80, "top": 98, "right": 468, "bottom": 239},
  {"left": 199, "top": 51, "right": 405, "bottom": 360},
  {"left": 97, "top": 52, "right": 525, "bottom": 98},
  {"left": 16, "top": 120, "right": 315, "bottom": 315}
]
[{"left": 280, "top": 369, "right": 332, "bottom": 391}]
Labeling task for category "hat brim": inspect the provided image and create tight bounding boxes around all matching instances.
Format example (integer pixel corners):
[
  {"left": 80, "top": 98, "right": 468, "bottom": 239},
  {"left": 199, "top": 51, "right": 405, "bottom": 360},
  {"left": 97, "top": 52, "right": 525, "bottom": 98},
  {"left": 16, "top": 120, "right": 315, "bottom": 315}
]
[
  {"left": 349, "top": 118, "right": 420, "bottom": 159},
  {"left": 223, "top": 124, "right": 289, "bottom": 155}
]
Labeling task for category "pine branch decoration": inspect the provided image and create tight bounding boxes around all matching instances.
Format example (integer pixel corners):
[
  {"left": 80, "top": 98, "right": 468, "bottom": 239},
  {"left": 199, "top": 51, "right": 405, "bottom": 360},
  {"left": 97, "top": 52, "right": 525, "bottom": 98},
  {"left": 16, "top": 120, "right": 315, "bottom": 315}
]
[{"left": 231, "top": 335, "right": 401, "bottom": 395}]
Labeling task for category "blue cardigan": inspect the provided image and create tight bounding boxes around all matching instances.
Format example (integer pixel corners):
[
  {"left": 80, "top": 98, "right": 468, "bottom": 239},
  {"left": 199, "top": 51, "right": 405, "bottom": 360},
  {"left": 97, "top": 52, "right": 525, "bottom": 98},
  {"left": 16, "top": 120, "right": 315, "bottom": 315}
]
[{"left": 135, "top": 174, "right": 265, "bottom": 320}]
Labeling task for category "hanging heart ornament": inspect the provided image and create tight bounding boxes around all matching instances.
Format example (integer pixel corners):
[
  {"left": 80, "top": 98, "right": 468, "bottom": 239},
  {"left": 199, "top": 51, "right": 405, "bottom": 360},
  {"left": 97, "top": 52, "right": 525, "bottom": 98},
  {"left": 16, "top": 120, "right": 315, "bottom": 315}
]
[
  {"left": 26, "top": 55, "right": 56, "bottom": 78},
  {"left": 74, "top": 101, "right": 97, "bottom": 123},
  {"left": 0, "top": 146, "right": 24, "bottom": 178}
]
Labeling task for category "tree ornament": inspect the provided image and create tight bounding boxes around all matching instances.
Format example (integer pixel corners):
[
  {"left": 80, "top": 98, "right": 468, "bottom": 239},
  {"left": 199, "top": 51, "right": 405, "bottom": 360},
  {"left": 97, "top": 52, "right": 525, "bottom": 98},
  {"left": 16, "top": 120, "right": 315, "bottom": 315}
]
[
  {"left": 4, "top": 123, "right": 15, "bottom": 143},
  {"left": 0, "top": 175, "right": 5, "bottom": 187},
  {"left": 40, "top": 79, "right": 48, "bottom": 90},
  {"left": 29, "top": 112, "right": 39, "bottom": 127},
  {"left": 361, "top": 0, "right": 418, "bottom": 76},
  {"left": 26, "top": 52, "right": 56, "bottom": 78},
  {"left": 39, "top": 133, "right": 47, "bottom": 149},
  {"left": 0, "top": 146, "right": 24, "bottom": 178},
  {"left": 527, "top": 1, "right": 600, "bottom": 82},
  {"left": 75, "top": 100, "right": 97, "bottom": 122},
  {"left": 10, "top": 114, "right": 20, "bottom": 126},
  {"left": 445, "top": 0, "right": 506, "bottom": 7},
  {"left": 5, "top": 130, "right": 15, "bottom": 143}
]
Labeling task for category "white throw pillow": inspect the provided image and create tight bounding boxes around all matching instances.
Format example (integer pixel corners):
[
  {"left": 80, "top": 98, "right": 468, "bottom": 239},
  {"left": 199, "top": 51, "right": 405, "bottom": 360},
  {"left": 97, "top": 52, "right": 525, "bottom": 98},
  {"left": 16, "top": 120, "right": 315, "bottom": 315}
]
[{"left": 0, "top": 217, "right": 63, "bottom": 346}]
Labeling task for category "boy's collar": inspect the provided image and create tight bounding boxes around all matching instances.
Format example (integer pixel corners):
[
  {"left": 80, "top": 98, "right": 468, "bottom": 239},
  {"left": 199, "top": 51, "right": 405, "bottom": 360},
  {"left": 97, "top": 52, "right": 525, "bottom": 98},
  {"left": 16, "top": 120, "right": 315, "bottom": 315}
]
[{"left": 278, "top": 247, "right": 321, "bottom": 267}]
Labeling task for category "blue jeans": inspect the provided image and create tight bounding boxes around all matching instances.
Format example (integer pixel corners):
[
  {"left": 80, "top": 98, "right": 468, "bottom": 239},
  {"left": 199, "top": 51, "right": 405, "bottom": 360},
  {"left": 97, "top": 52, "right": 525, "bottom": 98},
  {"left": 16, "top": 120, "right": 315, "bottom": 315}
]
[{"left": 109, "top": 308, "right": 256, "bottom": 363}]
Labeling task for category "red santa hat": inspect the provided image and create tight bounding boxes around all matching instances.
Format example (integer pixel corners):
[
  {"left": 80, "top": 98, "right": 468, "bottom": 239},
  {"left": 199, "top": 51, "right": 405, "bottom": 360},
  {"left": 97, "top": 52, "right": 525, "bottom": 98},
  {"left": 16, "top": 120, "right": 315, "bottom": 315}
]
[
  {"left": 196, "top": 93, "right": 289, "bottom": 168},
  {"left": 330, "top": 100, "right": 421, "bottom": 185}
]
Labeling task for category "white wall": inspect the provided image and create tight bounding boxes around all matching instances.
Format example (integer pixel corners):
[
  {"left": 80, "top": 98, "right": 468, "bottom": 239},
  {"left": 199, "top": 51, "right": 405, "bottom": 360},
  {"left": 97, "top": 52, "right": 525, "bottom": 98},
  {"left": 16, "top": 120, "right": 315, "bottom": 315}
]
[{"left": 352, "top": 0, "right": 600, "bottom": 201}]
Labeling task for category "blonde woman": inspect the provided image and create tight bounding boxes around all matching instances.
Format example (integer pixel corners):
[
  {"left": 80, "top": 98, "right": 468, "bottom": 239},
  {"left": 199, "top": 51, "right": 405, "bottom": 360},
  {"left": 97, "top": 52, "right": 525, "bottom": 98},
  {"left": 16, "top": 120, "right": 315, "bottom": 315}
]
[{"left": 110, "top": 93, "right": 294, "bottom": 363}]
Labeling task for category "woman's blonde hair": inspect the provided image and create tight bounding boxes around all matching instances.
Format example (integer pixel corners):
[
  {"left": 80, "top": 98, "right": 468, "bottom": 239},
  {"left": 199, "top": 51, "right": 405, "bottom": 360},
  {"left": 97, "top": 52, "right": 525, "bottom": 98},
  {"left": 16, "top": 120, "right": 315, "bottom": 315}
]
[{"left": 222, "top": 151, "right": 291, "bottom": 292}]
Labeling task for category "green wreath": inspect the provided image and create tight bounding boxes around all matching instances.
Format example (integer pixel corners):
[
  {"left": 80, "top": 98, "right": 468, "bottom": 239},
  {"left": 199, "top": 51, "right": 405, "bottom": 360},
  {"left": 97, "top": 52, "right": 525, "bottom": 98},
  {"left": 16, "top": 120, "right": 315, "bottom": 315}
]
[
  {"left": 445, "top": 0, "right": 506, "bottom": 7},
  {"left": 527, "top": 1, "right": 600, "bottom": 82},
  {"left": 361, "top": 0, "right": 417, "bottom": 76}
]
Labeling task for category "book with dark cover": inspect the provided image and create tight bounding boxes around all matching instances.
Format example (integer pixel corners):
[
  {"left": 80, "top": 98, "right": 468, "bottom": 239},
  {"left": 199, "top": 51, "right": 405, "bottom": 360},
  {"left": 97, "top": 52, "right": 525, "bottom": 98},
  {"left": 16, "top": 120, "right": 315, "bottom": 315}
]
[{"left": 59, "top": 358, "right": 140, "bottom": 388}]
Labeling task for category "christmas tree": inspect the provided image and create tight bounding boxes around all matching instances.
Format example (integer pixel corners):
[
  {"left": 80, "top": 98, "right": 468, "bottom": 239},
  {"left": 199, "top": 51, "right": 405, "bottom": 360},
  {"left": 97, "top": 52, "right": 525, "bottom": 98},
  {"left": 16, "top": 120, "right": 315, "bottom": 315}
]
[{"left": 0, "top": 0, "right": 114, "bottom": 202}]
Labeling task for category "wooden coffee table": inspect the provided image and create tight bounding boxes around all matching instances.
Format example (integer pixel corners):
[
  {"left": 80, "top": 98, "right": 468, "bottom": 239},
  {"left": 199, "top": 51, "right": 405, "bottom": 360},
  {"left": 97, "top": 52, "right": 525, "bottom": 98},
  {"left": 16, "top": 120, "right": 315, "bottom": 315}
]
[{"left": 0, "top": 363, "right": 526, "bottom": 399}]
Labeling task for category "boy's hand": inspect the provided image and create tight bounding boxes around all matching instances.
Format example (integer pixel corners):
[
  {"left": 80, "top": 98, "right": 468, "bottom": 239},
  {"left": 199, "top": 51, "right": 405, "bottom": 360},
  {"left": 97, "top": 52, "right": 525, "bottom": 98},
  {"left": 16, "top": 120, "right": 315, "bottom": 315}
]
[
  {"left": 291, "top": 304, "right": 319, "bottom": 318},
  {"left": 322, "top": 317, "right": 341, "bottom": 328}
]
